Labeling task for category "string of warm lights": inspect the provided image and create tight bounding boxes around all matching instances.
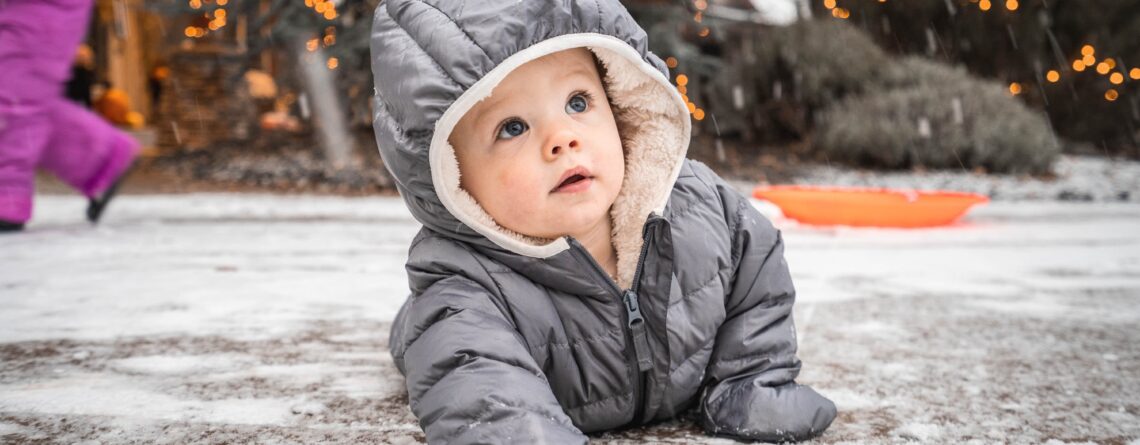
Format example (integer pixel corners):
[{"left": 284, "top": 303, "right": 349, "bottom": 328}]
[
  {"left": 304, "top": 1, "right": 340, "bottom": 70},
  {"left": 304, "top": 0, "right": 339, "bottom": 20},
  {"left": 303, "top": 0, "right": 337, "bottom": 69},
  {"left": 306, "top": 26, "right": 340, "bottom": 70},
  {"left": 183, "top": 0, "right": 228, "bottom": 38},
  {"left": 692, "top": 0, "right": 710, "bottom": 37},
  {"left": 662, "top": 59, "right": 705, "bottom": 120},
  {"left": 182, "top": 0, "right": 342, "bottom": 70},
  {"left": 1030, "top": 44, "right": 1136, "bottom": 102},
  {"left": 821, "top": 0, "right": 1134, "bottom": 102},
  {"left": 674, "top": 73, "right": 706, "bottom": 121},
  {"left": 663, "top": 0, "right": 711, "bottom": 121}
]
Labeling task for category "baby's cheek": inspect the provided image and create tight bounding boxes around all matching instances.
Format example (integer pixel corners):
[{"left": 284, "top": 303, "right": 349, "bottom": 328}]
[
  {"left": 495, "top": 168, "right": 546, "bottom": 212},
  {"left": 487, "top": 169, "right": 549, "bottom": 236},
  {"left": 496, "top": 168, "right": 543, "bottom": 195}
]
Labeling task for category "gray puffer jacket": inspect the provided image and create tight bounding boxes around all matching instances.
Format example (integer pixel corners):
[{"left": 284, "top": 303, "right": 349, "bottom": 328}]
[{"left": 370, "top": 1, "right": 836, "bottom": 443}]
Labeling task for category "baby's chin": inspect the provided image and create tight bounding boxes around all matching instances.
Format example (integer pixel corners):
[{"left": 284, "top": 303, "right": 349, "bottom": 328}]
[{"left": 509, "top": 201, "right": 613, "bottom": 241}]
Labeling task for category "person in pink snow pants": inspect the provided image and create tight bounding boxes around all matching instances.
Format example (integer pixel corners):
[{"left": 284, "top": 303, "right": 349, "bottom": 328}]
[{"left": 0, "top": 0, "right": 139, "bottom": 232}]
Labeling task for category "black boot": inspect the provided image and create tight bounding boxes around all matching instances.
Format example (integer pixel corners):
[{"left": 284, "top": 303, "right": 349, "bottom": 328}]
[
  {"left": 0, "top": 220, "right": 24, "bottom": 232},
  {"left": 87, "top": 161, "right": 136, "bottom": 224}
]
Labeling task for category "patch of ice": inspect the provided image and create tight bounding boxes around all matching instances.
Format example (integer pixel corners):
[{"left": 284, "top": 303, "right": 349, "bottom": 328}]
[
  {"left": 0, "top": 373, "right": 292, "bottom": 425},
  {"left": 385, "top": 437, "right": 426, "bottom": 445},
  {"left": 1102, "top": 409, "right": 1137, "bottom": 425},
  {"left": 290, "top": 401, "right": 328, "bottom": 416},
  {"left": 0, "top": 422, "right": 29, "bottom": 436},
  {"left": 109, "top": 354, "right": 246, "bottom": 375},
  {"left": 1, "top": 194, "right": 419, "bottom": 343},
  {"left": 874, "top": 363, "right": 919, "bottom": 382},
  {"left": 845, "top": 321, "right": 907, "bottom": 338},
  {"left": 817, "top": 388, "right": 879, "bottom": 410},
  {"left": 895, "top": 422, "right": 941, "bottom": 441},
  {"left": 965, "top": 293, "right": 1070, "bottom": 319}
]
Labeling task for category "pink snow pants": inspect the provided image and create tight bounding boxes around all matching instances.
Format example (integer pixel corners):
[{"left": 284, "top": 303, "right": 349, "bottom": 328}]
[{"left": 0, "top": 0, "right": 138, "bottom": 224}]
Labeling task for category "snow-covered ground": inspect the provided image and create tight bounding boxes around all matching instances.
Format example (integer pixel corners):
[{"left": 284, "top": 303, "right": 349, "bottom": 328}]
[
  {"left": 2, "top": 193, "right": 1139, "bottom": 444},
  {"left": 789, "top": 155, "right": 1140, "bottom": 202}
]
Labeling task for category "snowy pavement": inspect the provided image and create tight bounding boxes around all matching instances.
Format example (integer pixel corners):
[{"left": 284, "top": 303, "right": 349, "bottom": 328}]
[
  {"left": 2, "top": 194, "right": 1139, "bottom": 444},
  {"left": 790, "top": 155, "right": 1140, "bottom": 203}
]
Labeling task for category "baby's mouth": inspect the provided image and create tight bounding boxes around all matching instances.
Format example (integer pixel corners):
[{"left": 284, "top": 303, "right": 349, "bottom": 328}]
[{"left": 551, "top": 167, "right": 595, "bottom": 193}]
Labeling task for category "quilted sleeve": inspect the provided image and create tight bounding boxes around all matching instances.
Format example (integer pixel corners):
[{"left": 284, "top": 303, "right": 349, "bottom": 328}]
[
  {"left": 389, "top": 276, "right": 587, "bottom": 444},
  {"left": 694, "top": 164, "right": 837, "bottom": 442}
]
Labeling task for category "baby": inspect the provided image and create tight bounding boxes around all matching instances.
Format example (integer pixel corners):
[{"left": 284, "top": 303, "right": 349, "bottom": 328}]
[{"left": 371, "top": 1, "right": 836, "bottom": 443}]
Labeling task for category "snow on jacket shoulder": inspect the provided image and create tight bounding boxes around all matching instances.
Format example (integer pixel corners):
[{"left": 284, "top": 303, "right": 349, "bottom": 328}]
[{"left": 371, "top": 0, "right": 836, "bottom": 443}]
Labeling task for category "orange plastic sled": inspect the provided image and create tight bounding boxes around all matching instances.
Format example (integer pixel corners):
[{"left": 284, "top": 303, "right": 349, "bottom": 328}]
[{"left": 752, "top": 185, "right": 989, "bottom": 228}]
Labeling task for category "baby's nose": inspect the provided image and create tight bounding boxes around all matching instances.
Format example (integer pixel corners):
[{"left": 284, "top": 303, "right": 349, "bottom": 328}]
[
  {"left": 551, "top": 139, "right": 579, "bottom": 155},
  {"left": 547, "top": 129, "right": 580, "bottom": 158}
]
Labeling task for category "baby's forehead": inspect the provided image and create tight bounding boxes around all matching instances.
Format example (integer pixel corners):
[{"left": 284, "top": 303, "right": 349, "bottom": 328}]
[
  {"left": 476, "top": 49, "right": 602, "bottom": 109},
  {"left": 520, "top": 47, "right": 599, "bottom": 73}
]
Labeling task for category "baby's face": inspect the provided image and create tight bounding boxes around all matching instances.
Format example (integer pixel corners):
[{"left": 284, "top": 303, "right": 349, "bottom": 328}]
[{"left": 450, "top": 48, "right": 624, "bottom": 240}]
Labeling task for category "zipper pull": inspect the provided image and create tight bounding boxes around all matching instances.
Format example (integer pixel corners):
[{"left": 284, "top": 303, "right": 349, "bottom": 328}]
[{"left": 623, "top": 290, "right": 653, "bottom": 372}]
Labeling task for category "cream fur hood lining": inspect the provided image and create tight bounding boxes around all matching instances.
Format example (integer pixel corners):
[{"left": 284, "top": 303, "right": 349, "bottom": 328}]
[{"left": 428, "top": 33, "right": 691, "bottom": 288}]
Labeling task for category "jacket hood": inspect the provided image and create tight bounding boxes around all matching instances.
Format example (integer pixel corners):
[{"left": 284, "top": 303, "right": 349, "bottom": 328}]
[{"left": 370, "top": 0, "right": 691, "bottom": 287}]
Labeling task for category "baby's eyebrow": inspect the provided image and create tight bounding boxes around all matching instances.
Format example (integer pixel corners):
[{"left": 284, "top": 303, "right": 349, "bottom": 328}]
[
  {"left": 469, "top": 63, "right": 598, "bottom": 132},
  {"left": 471, "top": 100, "right": 507, "bottom": 134},
  {"left": 469, "top": 92, "right": 522, "bottom": 136},
  {"left": 562, "top": 65, "right": 596, "bottom": 81}
]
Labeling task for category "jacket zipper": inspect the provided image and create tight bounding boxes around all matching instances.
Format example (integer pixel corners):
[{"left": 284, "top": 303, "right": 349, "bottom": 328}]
[{"left": 568, "top": 215, "right": 658, "bottom": 423}]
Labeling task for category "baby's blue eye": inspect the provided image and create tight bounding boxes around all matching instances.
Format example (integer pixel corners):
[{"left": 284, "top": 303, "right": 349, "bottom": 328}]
[
  {"left": 566, "top": 94, "right": 589, "bottom": 114},
  {"left": 497, "top": 119, "right": 528, "bottom": 140}
]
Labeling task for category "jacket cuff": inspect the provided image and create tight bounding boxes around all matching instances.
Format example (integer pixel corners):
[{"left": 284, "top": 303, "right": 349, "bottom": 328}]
[{"left": 700, "top": 380, "right": 837, "bottom": 443}]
